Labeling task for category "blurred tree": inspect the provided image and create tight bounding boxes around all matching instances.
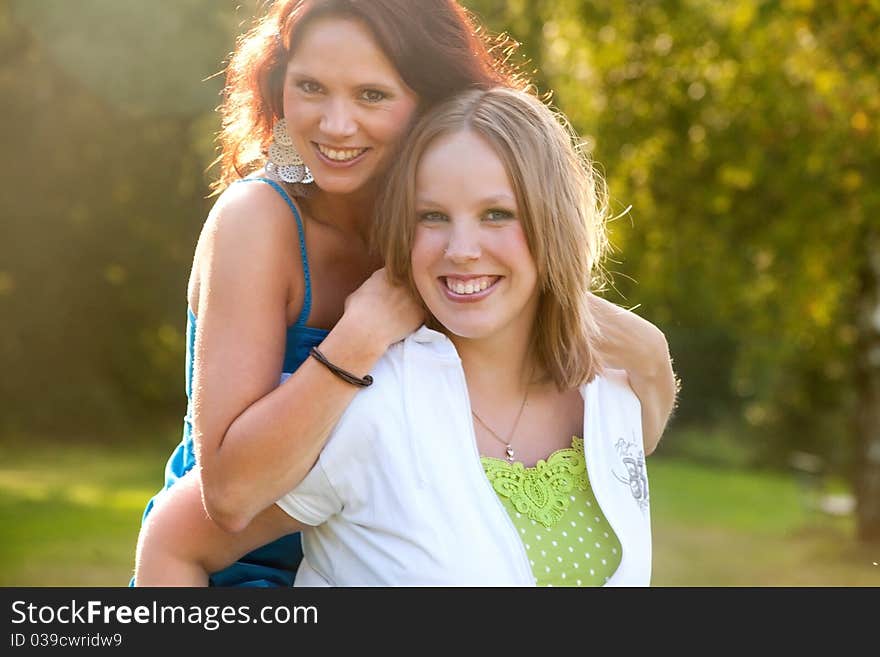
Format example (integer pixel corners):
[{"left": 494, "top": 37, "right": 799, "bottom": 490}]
[
  {"left": 9, "top": 0, "right": 246, "bottom": 116},
  {"left": 0, "top": 0, "right": 258, "bottom": 436}
]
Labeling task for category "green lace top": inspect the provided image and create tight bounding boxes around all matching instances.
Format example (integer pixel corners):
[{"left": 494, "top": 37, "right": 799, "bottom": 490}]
[{"left": 481, "top": 437, "right": 622, "bottom": 586}]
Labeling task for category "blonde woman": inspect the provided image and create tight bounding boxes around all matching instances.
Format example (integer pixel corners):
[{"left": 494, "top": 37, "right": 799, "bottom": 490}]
[{"left": 136, "top": 87, "right": 657, "bottom": 586}]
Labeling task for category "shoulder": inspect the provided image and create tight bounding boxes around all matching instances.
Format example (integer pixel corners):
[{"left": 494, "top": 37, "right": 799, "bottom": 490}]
[
  {"left": 597, "top": 368, "right": 633, "bottom": 394},
  {"left": 193, "top": 181, "right": 306, "bottom": 279},
  {"left": 189, "top": 180, "right": 307, "bottom": 308},
  {"left": 202, "top": 179, "right": 304, "bottom": 247},
  {"left": 586, "top": 369, "right": 643, "bottom": 425},
  {"left": 317, "top": 348, "right": 408, "bottom": 470},
  {"left": 340, "top": 343, "right": 408, "bottom": 420},
  {"left": 325, "top": 337, "right": 430, "bottom": 444},
  {"left": 328, "top": 329, "right": 456, "bottom": 437}
]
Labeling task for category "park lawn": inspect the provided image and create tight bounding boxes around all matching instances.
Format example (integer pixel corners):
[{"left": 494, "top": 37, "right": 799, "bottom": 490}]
[
  {"left": 0, "top": 440, "right": 172, "bottom": 586},
  {"left": 648, "top": 460, "right": 878, "bottom": 586},
  {"left": 0, "top": 439, "right": 876, "bottom": 586}
]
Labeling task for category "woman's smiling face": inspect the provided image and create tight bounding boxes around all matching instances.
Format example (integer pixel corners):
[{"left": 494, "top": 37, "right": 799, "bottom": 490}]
[
  {"left": 282, "top": 17, "right": 419, "bottom": 195},
  {"left": 411, "top": 129, "right": 539, "bottom": 345}
]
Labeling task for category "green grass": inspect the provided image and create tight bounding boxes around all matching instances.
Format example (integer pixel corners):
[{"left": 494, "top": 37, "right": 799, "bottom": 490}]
[
  {"left": 0, "top": 439, "right": 877, "bottom": 586},
  {"left": 649, "top": 460, "right": 878, "bottom": 586},
  {"left": 0, "top": 440, "right": 172, "bottom": 586}
]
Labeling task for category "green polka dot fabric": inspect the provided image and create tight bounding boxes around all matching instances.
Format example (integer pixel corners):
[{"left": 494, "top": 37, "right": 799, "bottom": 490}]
[{"left": 481, "top": 437, "right": 622, "bottom": 586}]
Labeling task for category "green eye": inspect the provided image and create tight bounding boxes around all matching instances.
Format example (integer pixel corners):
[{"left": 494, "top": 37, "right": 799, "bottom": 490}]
[{"left": 485, "top": 209, "right": 514, "bottom": 221}]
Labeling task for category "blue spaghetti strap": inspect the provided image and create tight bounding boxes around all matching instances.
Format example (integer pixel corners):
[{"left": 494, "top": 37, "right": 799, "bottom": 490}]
[{"left": 235, "top": 177, "right": 313, "bottom": 327}]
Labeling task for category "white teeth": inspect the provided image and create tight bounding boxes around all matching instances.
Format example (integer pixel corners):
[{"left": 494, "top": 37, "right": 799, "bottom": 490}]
[
  {"left": 445, "top": 276, "right": 494, "bottom": 295},
  {"left": 317, "top": 144, "right": 366, "bottom": 161}
]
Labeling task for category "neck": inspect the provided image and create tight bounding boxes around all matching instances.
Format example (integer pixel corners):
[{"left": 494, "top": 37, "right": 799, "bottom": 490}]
[
  {"left": 304, "top": 183, "right": 378, "bottom": 240},
  {"left": 453, "top": 331, "right": 536, "bottom": 408}
]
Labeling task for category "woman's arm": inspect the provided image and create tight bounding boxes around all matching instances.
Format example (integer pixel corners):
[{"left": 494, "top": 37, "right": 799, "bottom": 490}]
[
  {"left": 190, "top": 184, "right": 422, "bottom": 532},
  {"left": 588, "top": 293, "right": 678, "bottom": 455},
  {"left": 134, "top": 469, "right": 305, "bottom": 586}
]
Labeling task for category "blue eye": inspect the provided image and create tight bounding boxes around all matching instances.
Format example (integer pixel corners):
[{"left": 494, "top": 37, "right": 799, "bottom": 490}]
[
  {"left": 485, "top": 209, "right": 515, "bottom": 222},
  {"left": 361, "top": 89, "right": 386, "bottom": 103},
  {"left": 419, "top": 211, "right": 447, "bottom": 223}
]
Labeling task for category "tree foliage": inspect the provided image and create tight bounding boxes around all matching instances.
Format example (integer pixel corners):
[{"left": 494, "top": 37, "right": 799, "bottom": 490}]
[{"left": 0, "top": 0, "right": 249, "bottom": 434}]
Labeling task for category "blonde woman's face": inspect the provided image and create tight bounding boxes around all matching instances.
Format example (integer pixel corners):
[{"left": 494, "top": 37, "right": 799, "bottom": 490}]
[
  {"left": 282, "top": 17, "right": 419, "bottom": 195},
  {"left": 410, "top": 130, "right": 539, "bottom": 345}
]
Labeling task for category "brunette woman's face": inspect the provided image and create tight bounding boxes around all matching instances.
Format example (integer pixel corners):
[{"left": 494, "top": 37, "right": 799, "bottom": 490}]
[{"left": 283, "top": 17, "right": 419, "bottom": 196}]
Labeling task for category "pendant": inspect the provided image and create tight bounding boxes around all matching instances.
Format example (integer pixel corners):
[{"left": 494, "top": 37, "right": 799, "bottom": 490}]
[{"left": 505, "top": 444, "right": 515, "bottom": 463}]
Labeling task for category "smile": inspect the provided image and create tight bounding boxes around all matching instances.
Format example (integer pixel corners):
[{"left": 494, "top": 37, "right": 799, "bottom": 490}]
[
  {"left": 315, "top": 143, "right": 369, "bottom": 163},
  {"left": 441, "top": 275, "right": 500, "bottom": 300}
]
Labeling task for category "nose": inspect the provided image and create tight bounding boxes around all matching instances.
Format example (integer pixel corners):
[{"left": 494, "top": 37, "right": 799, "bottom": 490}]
[
  {"left": 319, "top": 97, "right": 357, "bottom": 140},
  {"left": 444, "top": 222, "right": 481, "bottom": 263}
]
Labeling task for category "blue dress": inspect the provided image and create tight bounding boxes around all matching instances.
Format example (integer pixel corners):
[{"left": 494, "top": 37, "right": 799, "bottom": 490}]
[{"left": 137, "top": 178, "right": 328, "bottom": 586}]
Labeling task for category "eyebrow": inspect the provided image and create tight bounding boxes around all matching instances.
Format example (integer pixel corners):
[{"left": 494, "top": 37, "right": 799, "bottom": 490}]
[
  {"left": 285, "top": 68, "right": 394, "bottom": 89},
  {"left": 415, "top": 194, "right": 517, "bottom": 207}
]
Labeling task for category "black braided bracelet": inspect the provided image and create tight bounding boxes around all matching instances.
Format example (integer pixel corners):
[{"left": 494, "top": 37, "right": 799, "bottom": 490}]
[{"left": 309, "top": 347, "right": 373, "bottom": 388}]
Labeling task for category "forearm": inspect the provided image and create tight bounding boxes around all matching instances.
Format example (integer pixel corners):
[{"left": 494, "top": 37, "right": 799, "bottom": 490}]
[
  {"left": 589, "top": 293, "right": 677, "bottom": 454},
  {"left": 199, "top": 316, "right": 386, "bottom": 531},
  {"left": 626, "top": 340, "right": 677, "bottom": 455}
]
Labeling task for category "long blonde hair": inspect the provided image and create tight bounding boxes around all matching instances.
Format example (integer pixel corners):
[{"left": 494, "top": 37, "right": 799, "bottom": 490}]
[{"left": 375, "top": 87, "right": 609, "bottom": 389}]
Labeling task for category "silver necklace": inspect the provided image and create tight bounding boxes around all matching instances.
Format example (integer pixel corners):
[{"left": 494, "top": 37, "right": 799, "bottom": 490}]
[{"left": 471, "top": 387, "right": 529, "bottom": 464}]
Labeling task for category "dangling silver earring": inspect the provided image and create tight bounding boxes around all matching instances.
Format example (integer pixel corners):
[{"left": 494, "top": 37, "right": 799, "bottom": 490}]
[{"left": 265, "top": 118, "right": 314, "bottom": 184}]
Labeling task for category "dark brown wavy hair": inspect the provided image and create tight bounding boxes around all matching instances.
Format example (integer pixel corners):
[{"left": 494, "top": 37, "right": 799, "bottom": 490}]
[{"left": 212, "top": 0, "right": 527, "bottom": 193}]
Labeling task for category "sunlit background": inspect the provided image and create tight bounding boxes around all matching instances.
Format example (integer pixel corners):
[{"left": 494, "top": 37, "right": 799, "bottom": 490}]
[{"left": 1, "top": 0, "right": 878, "bottom": 585}]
